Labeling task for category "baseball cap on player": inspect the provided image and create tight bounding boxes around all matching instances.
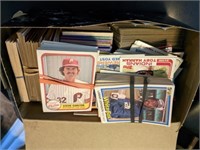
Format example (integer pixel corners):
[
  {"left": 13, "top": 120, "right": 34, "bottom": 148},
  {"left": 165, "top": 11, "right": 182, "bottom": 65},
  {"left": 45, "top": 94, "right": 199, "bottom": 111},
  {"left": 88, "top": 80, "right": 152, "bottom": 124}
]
[
  {"left": 59, "top": 58, "right": 80, "bottom": 76},
  {"left": 62, "top": 58, "right": 79, "bottom": 67}
]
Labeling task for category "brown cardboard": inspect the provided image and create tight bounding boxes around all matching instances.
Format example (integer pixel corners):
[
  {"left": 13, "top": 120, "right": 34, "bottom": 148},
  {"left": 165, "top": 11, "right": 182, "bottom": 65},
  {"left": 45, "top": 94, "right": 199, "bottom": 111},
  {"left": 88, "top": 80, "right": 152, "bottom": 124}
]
[
  {"left": 21, "top": 102, "right": 180, "bottom": 150},
  {"left": 1, "top": 18, "right": 199, "bottom": 149},
  {"left": 173, "top": 31, "right": 199, "bottom": 127},
  {"left": 24, "top": 119, "right": 180, "bottom": 150}
]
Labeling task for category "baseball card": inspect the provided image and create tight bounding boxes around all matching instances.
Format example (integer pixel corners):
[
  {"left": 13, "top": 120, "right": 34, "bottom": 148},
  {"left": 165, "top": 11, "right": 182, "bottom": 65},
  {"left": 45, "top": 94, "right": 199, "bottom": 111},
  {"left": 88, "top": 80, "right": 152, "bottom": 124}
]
[
  {"left": 97, "top": 54, "right": 120, "bottom": 72},
  {"left": 37, "top": 41, "right": 99, "bottom": 112},
  {"left": 95, "top": 76, "right": 174, "bottom": 127},
  {"left": 120, "top": 55, "right": 177, "bottom": 80},
  {"left": 97, "top": 54, "right": 145, "bottom": 72}
]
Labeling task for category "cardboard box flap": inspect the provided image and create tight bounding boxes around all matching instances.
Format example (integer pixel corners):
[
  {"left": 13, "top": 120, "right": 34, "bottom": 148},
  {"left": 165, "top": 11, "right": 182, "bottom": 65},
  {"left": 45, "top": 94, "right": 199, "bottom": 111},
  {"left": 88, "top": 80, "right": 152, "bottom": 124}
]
[{"left": 174, "top": 30, "right": 199, "bottom": 127}]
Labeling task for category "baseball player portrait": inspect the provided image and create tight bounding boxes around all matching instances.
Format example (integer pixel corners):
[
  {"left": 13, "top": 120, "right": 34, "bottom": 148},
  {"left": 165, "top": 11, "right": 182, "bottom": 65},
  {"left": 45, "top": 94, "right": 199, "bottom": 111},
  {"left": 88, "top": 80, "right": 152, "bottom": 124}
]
[
  {"left": 109, "top": 91, "right": 142, "bottom": 119},
  {"left": 143, "top": 98, "right": 165, "bottom": 109},
  {"left": 108, "top": 89, "right": 165, "bottom": 119},
  {"left": 46, "top": 57, "right": 91, "bottom": 105}
]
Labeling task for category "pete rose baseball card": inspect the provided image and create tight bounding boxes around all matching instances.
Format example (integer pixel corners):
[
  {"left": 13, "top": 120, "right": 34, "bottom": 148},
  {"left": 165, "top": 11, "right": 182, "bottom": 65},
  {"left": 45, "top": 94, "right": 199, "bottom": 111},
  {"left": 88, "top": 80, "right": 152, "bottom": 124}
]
[{"left": 37, "top": 41, "right": 98, "bottom": 112}]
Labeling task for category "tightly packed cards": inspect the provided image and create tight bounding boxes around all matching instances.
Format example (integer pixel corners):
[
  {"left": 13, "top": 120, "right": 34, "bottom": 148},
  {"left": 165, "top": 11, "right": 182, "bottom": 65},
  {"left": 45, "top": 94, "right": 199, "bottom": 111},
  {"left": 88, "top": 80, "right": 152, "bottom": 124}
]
[
  {"left": 95, "top": 73, "right": 175, "bottom": 127},
  {"left": 37, "top": 41, "right": 99, "bottom": 112}
]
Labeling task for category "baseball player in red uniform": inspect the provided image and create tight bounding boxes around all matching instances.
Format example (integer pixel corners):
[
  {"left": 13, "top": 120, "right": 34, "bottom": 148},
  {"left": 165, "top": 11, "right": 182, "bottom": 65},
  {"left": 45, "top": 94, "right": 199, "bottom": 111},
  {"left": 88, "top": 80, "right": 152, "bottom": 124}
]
[{"left": 46, "top": 58, "right": 90, "bottom": 104}]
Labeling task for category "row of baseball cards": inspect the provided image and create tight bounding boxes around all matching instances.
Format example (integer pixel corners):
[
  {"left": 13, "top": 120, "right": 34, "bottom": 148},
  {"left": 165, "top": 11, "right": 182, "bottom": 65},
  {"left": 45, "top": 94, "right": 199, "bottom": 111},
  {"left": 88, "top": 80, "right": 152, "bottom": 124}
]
[{"left": 36, "top": 40, "right": 176, "bottom": 127}]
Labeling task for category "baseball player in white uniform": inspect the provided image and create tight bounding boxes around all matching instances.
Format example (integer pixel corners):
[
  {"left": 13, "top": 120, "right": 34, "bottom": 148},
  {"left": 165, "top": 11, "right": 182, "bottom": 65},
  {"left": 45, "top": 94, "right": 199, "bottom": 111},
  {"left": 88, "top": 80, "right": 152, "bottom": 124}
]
[{"left": 46, "top": 58, "right": 90, "bottom": 104}]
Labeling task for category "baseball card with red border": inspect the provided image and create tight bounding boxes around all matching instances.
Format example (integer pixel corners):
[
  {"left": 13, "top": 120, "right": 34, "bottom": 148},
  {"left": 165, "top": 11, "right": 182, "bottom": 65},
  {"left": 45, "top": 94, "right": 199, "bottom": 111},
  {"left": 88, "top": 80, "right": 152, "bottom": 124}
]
[
  {"left": 120, "top": 55, "right": 177, "bottom": 80},
  {"left": 37, "top": 41, "right": 99, "bottom": 112}
]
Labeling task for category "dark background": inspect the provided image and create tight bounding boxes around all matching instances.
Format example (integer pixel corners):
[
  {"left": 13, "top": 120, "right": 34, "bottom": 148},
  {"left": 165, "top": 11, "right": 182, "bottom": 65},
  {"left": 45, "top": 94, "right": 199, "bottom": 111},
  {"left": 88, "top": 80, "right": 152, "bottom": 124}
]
[{"left": 1, "top": 1, "right": 199, "bottom": 30}]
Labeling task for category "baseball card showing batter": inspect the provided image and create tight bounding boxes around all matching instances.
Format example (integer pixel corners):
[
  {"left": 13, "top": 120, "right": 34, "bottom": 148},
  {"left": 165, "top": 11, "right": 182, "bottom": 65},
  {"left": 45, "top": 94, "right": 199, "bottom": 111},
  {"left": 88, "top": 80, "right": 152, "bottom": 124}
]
[{"left": 37, "top": 49, "right": 98, "bottom": 112}]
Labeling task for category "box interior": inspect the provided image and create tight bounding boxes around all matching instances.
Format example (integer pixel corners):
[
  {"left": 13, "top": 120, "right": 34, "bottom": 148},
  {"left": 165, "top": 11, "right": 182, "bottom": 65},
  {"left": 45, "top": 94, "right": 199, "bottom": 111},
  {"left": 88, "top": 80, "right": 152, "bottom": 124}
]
[
  {"left": 173, "top": 30, "right": 199, "bottom": 126},
  {"left": 1, "top": 16, "right": 199, "bottom": 129}
]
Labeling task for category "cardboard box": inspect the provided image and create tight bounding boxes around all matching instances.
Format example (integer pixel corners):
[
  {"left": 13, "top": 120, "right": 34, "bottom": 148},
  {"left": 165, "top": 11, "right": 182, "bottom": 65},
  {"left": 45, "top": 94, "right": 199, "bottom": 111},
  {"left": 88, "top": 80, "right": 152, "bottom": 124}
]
[
  {"left": 19, "top": 102, "right": 181, "bottom": 150},
  {"left": 1, "top": 12, "right": 199, "bottom": 149},
  {"left": 21, "top": 27, "right": 199, "bottom": 150}
]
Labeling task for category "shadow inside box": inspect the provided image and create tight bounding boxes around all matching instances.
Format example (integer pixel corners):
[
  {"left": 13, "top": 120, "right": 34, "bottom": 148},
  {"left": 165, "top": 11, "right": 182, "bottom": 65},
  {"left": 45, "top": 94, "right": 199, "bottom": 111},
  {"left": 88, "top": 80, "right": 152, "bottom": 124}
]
[
  {"left": 176, "top": 127, "right": 199, "bottom": 149},
  {"left": 176, "top": 91, "right": 199, "bottom": 150}
]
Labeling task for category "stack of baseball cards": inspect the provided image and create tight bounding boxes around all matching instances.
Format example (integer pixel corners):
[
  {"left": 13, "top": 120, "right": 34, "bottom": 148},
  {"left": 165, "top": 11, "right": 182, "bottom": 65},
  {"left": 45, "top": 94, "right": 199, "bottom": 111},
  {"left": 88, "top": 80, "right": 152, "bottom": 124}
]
[
  {"left": 95, "top": 73, "right": 175, "bottom": 127},
  {"left": 60, "top": 30, "right": 113, "bottom": 52},
  {"left": 37, "top": 40, "right": 99, "bottom": 112}
]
